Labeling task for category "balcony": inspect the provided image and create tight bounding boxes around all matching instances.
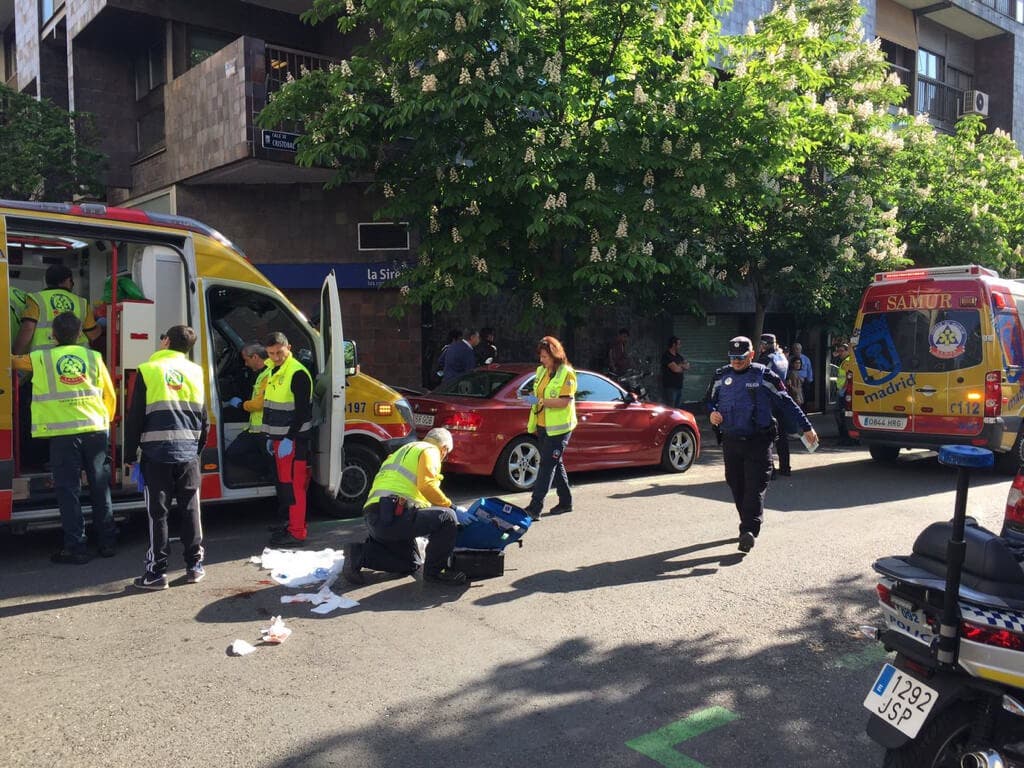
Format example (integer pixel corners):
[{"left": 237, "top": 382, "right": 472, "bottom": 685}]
[
  {"left": 916, "top": 78, "right": 963, "bottom": 132},
  {"left": 153, "top": 36, "right": 336, "bottom": 189},
  {"left": 887, "top": 64, "right": 913, "bottom": 112}
]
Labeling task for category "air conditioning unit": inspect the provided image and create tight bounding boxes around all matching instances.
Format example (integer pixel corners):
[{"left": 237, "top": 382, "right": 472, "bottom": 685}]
[{"left": 963, "top": 90, "right": 989, "bottom": 116}]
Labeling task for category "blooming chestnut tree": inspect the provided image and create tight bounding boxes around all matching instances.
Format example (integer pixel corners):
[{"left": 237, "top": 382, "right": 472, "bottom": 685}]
[
  {"left": 259, "top": 0, "right": 731, "bottom": 324},
  {"left": 700, "top": 0, "right": 913, "bottom": 337},
  {"left": 885, "top": 114, "right": 1024, "bottom": 274}
]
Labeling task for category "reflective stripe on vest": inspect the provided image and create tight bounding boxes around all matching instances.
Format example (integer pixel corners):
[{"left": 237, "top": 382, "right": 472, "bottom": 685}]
[
  {"left": 31, "top": 290, "right": 88, "bottom": 350},
  {"left": 364, "top": 442, "right": 433, "bottom": 509},
  {"left": 249, "top": 365, "right": 273, "bottom": 430},
  {"left": 526, "top": 364, "right": 578, "bottom": 436},
  {"left": 138, "top": 349, "right": 205, "bottom": 450},
  {"left": 262, "top": 354, "right": 313, "bottom": 438},
  {"left": 29, "top": 345, "right": 109, "bottom": 437}
]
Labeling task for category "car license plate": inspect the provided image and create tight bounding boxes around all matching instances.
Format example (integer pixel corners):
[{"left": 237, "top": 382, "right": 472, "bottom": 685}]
[
  {"left": 863, "top": 663, "right": 938, "bottom": 738},
  {"left": 859, "top": 415, "right": 908, "bottom": 430},
  {"left": 413, "top": 413, "right": 435, "bottom": 427}
]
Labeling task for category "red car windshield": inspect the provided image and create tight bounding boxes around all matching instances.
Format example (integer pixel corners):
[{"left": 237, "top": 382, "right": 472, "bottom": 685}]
[{"left": 435, "top": 371, "right": 520, "bottom": 398}]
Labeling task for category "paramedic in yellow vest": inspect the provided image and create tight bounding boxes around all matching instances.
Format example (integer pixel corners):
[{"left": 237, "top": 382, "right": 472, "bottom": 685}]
[
  {"left": 124, "top": 325, "right": 209, "bottom": 590},
  {"left": 523, "top": 335, "right": 578, "bottom": 521},
  {"left": 834, "top": 342, "right": 855, "bottom": 445},
  {"left": 223, "top": 342, "right": 274, "bottom": 483},
  {"left": 342, "top": 428, "right": 467, "bottom": 586},
  {"left": 13, "top": 265, "right": 102, "bottom": 354},
  {"left": 262, "top": 331, "right": 314, "bottom": 547},
  {"left": 12, "top": 312, "right": 116, "bottom": 564}
]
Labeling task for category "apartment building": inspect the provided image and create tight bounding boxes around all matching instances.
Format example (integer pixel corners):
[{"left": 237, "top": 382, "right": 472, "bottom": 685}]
[{"left": 0, "top": 0, "right": 1021, "bottom": 392}]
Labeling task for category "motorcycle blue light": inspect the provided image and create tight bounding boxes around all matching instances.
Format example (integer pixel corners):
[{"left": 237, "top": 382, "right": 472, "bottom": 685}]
[{"left": 938, "top": 445, "right": 995, "bottom": 469}]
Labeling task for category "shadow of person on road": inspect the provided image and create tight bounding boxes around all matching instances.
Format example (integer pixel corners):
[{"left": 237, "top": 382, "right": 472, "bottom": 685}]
[{"left": 474, "top": 538, "right": 744, "bottom": 607}]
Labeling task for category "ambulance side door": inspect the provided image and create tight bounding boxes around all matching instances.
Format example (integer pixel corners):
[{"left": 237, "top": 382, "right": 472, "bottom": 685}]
[
  {"left": 314, "top": 271, "right": 346, "bottom": 496},
  {"left": 0, "top": 215, "right": 11, "bottom": 470}
]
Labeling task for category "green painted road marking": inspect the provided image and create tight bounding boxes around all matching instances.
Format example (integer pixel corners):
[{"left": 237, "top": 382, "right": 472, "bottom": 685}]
[
  {"left": 831, "top": 643, "right": 892, "bottom": 670},
  {"left": 626, "top": 707, "right": 739, "bottom": 768}
]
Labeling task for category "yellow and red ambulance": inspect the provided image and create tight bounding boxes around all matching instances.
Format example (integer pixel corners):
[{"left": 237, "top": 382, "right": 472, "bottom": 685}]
[
  {"left": 848, "top": 264, "right": 1024, "bottom": 471},
  {"left": 0, "top": 199, "right": 413, "bottom": 531}
]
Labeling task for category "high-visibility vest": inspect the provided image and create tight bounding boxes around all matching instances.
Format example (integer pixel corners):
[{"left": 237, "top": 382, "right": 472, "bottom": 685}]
[
  {"left": 10, "top": 286, "right": 28, "bottom": 340},
  {"left": 262, "top": 354, "right": 312, "bottom": 438},
  {"left": 247, "top": 363, "right": 274, "bottom": 431},
  {"left": 837, "top": 355, "right": 852, "bottom": 389},
  {"left": 364, "top": 441, "right": 436, "bottom": 509},
  {"left": 30, "top": 289, "right": 88, "bottom": 350},
  {"left": 527, "top": 364, "right": 578, "bottom": 436},
  {"left": 138, "top": 349, "right": 205, "bottom": 457},
  {"left": 29, "top": 345, "right": 109, "bottom": 438}
]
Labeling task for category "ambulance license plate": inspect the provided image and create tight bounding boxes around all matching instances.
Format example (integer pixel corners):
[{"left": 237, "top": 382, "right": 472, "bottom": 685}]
[
  {"left": 414, "top": 414, "right": 435, "bottom": 427},
  {"left": 859, "top": 415, "right": 908, "bottom": 430},
  {"left": 863, "top": 663, "right": 938, "bottom": 738}
]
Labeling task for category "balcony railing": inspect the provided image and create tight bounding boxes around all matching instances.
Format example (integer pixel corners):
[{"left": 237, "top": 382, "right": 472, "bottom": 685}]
[
  {"left": 976, "top": 0, "right": 1018, "bottom": 22},
  {"left": 916, "top": 77, "right": 963, "bottom": 130},
  {"left": 261, "top": 44, "right": 337, "bottom": 134}
]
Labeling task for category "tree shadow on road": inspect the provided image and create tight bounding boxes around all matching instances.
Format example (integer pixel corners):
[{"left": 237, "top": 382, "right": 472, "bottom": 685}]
[
  {"left": 261, "top": 574, "right": 886, "bottom": 768},
  {"left": 474, "top": 538, "right": 745, "bottom": 607}
]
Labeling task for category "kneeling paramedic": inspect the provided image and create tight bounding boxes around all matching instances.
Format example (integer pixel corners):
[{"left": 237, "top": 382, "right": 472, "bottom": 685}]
[
  {"left": 343, "top": 428, "right": 467, "bottom": 586},
  {"left": 708, "top": 336, "right": 817, "bottom": 553}
]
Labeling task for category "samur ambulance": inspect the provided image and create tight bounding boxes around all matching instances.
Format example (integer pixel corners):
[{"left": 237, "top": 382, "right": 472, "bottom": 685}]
[
  {"left": 0, "top": 199, "right": 415, "bottom": 531},
  {"left": 847, "top": 264, "right": 1024, "bottom": 472}
]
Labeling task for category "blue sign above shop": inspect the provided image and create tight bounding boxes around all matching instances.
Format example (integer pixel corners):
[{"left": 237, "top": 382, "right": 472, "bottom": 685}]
[{"left": 255, "top": 262, "right": 408, "bottom": 290}]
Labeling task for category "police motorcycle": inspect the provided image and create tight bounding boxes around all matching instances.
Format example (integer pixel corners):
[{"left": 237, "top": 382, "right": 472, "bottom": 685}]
[
  {"left": 606, "top": 361, "right": 654, "bottom": 402},
  {"left": 861, "top": 445, "right": 1024, "bottom": 767}
]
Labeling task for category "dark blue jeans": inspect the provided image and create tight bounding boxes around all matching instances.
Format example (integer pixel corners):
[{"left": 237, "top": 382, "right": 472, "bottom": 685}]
[
  {"left": 663, "top": 387, "right": 683, "bottom": 408},
  {"left": 526, "top": 428, "right": 572, "bottom": 515},
  {"left": 50, "top": 430, "right": 114, "bottom": 552}
]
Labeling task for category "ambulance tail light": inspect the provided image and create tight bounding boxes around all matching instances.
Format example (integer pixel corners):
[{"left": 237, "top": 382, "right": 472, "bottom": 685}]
[
  {"left": 441, "top": 412, "right": 482, "bottom": 432},
  {"left": 985, "top": 371, "right": 1002, "bottom": 418}
]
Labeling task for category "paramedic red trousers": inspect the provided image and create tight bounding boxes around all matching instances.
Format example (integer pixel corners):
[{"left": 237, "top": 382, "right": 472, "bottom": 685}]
[{"left": 272, "top": 436, "right": 310, "bottom": 541}]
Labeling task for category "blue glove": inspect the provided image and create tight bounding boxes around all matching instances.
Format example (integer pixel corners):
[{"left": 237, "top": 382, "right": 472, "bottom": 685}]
[
  {"left": 266, "top": 439, "right": 274, "bottom": 454},
  {"left": 521, "top": 394, "right": 538, "bottom": 406},
  {"left": 452, "top": 505, "right": 473, "bottom": 525},
  {"left": 278, "top": 438, "right": 294, "bottom": 458},
  {"left": 227, "top": 397, "right": 243, "bottom": 408},
  {"left": 129, "top": 463, "right": 144, "bottom": 492}
]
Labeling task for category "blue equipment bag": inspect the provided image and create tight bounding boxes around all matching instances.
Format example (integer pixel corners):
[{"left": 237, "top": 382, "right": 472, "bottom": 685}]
[{"left": 455, "top": 497, "right": 532, "bottom": 551}]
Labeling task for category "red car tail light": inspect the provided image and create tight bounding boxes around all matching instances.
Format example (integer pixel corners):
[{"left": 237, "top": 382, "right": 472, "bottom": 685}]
[
  {"left": 441, "top": 412, "right": 482, "bottom": 432},
  {"left": 1005, "top": 473, "right": 1024, "bottom": 530},
  {"left": 961, "top": 621, "right": 1024, "bottom": 651},
  {"left": 985, "top": 371, "right": 1002, "bottom": 418}
]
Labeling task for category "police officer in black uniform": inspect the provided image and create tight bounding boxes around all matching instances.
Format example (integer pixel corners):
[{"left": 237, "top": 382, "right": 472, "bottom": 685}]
[{"left": 708, "top": 336, "right": 818, "bottom": 553}]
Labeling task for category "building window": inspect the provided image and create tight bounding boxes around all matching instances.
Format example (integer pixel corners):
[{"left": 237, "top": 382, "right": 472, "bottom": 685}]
[
  {"left": 358, "top": 223, "right": 410, "bottom": 251},
  {"left": 137, "top": 106, "right": 165, "bottom": 155},
  {"left": 915, "top": 48, "right": 959, "bottom": 126},
  {"left": 134, "top": 44, "right": 166, "bottom": 100},
  {"left": 188, "top": 29, "right": 234, "bottom": 70},
  {"left": 39, "top": 0, "right": 64, "bottom": 25},
  {"left": 917, "top": 48, "right": 943, "bottom": 80},
  {"left": 2, "top": 25, "right": 16, "bottom": 86}
]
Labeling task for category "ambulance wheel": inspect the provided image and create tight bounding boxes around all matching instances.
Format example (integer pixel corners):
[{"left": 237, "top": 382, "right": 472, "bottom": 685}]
[
  {"left": 869, "top": 445, "right": 900, "bottom": 463},
  {"left": 996, "top": 430, "right": 1024, "bottom": 475},
  {"left": 494, "top": 436, "right": 540, "bottom": 492},
  {"left": 334, "top": 443, "right": 382, "bottom": 516},
  {"left": 661, "top": 426, "right": 696, "bottom": 473}
]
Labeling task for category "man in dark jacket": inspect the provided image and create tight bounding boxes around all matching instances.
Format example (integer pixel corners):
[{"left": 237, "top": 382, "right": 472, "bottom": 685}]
[
  {"left": 125, "top": 326, "right": 209, "bottom": 589},
  {"left": 441, "top": 328, "right": 479, "bottom": 384}
]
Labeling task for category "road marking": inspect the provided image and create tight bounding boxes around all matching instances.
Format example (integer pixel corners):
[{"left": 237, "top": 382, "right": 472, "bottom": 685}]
[
  {"left": 626, "top": 706, "right": 739, "bottom": 768},
  {"left": 831, "top": 643, "right": 892, "bottom": 670}
]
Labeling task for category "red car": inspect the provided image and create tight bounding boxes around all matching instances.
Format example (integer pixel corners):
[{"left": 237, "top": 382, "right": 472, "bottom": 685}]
[{"left": 408, "top": 364, "right": 701, "bottom": 491}]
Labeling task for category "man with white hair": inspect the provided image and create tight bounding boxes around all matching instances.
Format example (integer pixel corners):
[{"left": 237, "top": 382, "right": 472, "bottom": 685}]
[{"left": 342, "top": 427, "right": 467, "bottom": 585}]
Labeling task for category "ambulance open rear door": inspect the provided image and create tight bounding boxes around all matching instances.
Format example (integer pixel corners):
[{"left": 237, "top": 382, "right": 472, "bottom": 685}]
[{"left": 314, "top": 270, "right": 346, "bottom": 497}]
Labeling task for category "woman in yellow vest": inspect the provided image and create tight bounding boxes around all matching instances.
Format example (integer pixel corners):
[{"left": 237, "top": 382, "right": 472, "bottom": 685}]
[{"left": 524, "top": 336, "right": 578, "bottom": 521}]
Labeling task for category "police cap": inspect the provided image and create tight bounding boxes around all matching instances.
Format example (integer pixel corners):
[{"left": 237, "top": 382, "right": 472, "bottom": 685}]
[
  {"left": 728, "top": 336, "right": 753, "bottom": 357},
  {"left": 759, "top": 333, "right": 776, "bottom": 346}
]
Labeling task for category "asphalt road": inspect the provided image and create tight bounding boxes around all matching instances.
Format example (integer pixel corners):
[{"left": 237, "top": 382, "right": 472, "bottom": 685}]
[{"left": 0, "top": 424, "right": 1015, "bottom": 768}]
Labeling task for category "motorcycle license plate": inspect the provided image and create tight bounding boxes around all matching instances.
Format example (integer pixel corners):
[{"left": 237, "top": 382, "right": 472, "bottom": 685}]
[{"left": 863, "top": 663, "right": 938, "bottom": 738}]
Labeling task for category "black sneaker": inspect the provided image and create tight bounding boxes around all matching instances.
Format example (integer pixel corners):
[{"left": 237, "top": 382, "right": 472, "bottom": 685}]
[
  {"left": 548, "top": 503, "right": 573, "bottom": 515},
  {"left": 423, "top": 568, "right": 467, "bottom": 585},
  {"left": 269, "top": 530, "right": 306, "bottom": 548},
  {"left": 738, "top": 532, "right": 756, "bottom": 553},
  {"left": 186, "top": 564, "right": 206, "bottom": 583},
  {"left": 51, "top": 549, "right": 91, "bottom": 565},
  {"left": 266, "top": 523, "right": 287, "bottom": 533},
  {"left": 527, "top": 509, "right": 542, "bottom": 521},
  {"left": 132, "top": 572, "right": 169, "bottom": 590},
  {"left": 342, "top": 543, "right": 365, "bottom": 585}
]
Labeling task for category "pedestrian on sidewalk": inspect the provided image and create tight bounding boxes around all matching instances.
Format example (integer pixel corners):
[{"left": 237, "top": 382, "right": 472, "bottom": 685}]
[{"left": 708, "top": 336, "right": 817, "bottom": 553}]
